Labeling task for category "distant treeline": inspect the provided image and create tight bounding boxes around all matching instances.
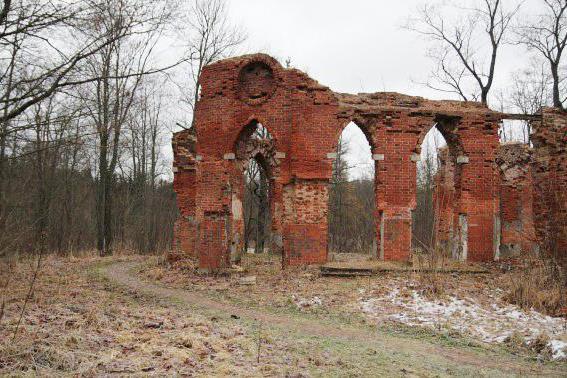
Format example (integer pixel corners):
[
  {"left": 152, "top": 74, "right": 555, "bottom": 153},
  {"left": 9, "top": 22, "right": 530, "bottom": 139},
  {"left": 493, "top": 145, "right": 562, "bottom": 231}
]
[{"left": 1, "top": 157, "right": 176, "bottom": 257}]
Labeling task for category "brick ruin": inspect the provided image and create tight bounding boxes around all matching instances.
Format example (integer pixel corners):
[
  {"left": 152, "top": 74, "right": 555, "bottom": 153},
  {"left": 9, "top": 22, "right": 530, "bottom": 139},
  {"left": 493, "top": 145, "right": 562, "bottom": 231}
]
[
  {"left": 435, "top": 142, "right": 540, "bottom": 260},
  {"left": 171, "top": 53, "right": 567, "bottom": 270},
  {"left": 495, "top": 143, "right": 538, "bottom": 258}
]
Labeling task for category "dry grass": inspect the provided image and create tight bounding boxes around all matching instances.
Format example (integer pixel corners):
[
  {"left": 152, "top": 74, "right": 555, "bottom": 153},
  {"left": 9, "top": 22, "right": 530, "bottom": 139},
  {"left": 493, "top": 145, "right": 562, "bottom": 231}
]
[
  {"left": 504, "top": 330, "right": 555, "bottom": 359},
  {"left": 412, "top": 248, "right": 450, "bottom": 298},
  {"left": 0, "top": 253, "right": 318, "bottom": 376},
  {"left": 1, "top": 251, "right": 564, "bottom": 375},
  {"left": 528, "top": 332, "right": 552, "bottom": 357},
  {"left": 503, "top": 257, "right": 567, "bottom": 316},
  {"left": 141, "top": 252, "right": 487, "bottom": 321}
]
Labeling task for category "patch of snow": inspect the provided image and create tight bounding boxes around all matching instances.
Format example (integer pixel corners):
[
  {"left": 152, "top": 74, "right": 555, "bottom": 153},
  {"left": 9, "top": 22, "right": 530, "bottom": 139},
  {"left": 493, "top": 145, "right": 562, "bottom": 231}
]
[
  {"left": 550, "top": 340, "right": 567, "bottom": 361},
  {"left": 360, "top": 282, "right": 567, "bottom": 361},
  {"left": 292, "top": 294, "right": 323, "bottom": 310}
]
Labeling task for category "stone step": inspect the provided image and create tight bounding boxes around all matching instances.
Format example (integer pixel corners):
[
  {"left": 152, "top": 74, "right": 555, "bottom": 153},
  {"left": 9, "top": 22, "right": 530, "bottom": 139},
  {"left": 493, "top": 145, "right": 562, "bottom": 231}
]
[{"left": 320, "top": 266, "right": 374, "bottom": 277}]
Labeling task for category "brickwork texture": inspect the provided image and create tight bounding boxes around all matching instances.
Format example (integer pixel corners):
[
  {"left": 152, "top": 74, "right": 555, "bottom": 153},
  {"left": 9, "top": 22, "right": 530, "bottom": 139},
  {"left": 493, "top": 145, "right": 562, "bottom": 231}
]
[{"left": 171, "top": 54, "right": 567, "bottom": 270}]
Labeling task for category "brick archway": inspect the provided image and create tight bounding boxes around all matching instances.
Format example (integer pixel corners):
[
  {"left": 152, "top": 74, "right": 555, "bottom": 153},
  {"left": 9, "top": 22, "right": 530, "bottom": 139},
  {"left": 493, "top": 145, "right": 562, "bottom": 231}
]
[
  {"left": 414, "top": 119, "right": 468, "bottom": 260},
  {"left": 328, "top": 119, "right": 378, "bottom": 258},
  {"left": 172, "top": 53, "right": 530, "bottom": 270},
  {"left": 229, "top": 120, "right": 281, "bottom": 263}
]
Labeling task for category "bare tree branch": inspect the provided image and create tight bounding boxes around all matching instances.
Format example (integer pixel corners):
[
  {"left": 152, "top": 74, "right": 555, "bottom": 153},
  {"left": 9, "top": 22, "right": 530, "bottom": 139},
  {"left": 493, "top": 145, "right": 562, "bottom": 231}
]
[
  {"left": 407, "top": 0, "right": 520, "bottom": 105},
  {"left": 515, "top": 0, "right": 567, "bottom": 109},
  {"left": 177, "top": 0, "right": 246, "bottom": 130}
]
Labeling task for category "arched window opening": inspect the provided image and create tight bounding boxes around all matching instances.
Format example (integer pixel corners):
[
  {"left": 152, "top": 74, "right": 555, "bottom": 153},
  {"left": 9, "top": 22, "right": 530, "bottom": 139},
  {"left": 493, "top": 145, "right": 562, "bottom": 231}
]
[
  {"left": 233, "top": 120, "right": 275, "bottom": 263},
  {"left": 243, "top": 155, "right": 271, "bottom": 255},
  {"left": 251, "top": 122, "right": 272, "bottom": 141},
  {"left": 328, "top": 122, "right": 375, "bottom": 258},
  {"left": 236, "top": 120, "right": 272, "bottom": 148},
  {"left": 413, "top": 125, "right": 448, "bottom": 256}
]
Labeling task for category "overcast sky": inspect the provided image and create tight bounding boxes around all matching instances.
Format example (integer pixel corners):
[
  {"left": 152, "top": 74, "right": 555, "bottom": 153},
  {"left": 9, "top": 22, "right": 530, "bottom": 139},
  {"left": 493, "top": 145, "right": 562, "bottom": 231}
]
[
  {"left": 220, "top": 0, "right": 543, "bottom": 179},
  {"left": 167, "top": 1, "right": 542, "bottom": 180},
  {"left": 227, "top": 0, "right": 541, "bottom": 97}
]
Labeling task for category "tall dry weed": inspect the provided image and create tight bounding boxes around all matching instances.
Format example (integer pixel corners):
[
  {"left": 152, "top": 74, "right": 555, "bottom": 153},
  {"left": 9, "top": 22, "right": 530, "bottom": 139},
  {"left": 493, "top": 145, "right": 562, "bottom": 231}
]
[{"left": 504, "top": 257, "right": 566, "bottom": 316}]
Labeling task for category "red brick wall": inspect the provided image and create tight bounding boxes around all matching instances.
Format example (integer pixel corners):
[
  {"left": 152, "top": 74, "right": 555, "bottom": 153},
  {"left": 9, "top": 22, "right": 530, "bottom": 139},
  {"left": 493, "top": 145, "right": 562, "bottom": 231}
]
[
  {"left": 170, "top": 130, "right": 198, "bottom": 261},
  {"left": 171, "top": 53, "right": 540, "bottom": 269},
  {"left": 172, "top": 170, "right": 197, "bottom": 260},
  {"left": 282, "top": 179, "right": 329, "bottom": 265},
  {"left": 198, "top": 214, "right": 230, "bottom": 270},
  {"left": 533, "top": 109, "right": 567, "bottom": 264},
  {"left": 283, "top": 224, "right": 327, "bottom": 266},
  {"left": 496, "top": 143, "right": 537, "bottom": 258}
]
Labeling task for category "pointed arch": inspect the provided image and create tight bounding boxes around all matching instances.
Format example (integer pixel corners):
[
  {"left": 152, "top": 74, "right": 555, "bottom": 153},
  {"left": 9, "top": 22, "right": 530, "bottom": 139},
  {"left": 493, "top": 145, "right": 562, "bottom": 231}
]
[{"left": 328, "top": 118, "right": 377, "bottom": 257}]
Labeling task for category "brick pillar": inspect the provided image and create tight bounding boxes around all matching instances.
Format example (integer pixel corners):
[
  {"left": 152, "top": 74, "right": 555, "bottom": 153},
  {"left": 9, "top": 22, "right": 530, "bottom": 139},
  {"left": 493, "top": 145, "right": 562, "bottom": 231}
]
[
  {"left": 533, "top": 109, "right": 567, "bottom": 263},
  {"left": 375, "top": 131, "right": 416, "bottom": 261},
  {"left": 172, "top": 169, "right": 198, "bottom": 260},
  {"left": 198, "top": 213, "right": 230, "bottom": 270},
  {"left": 282, "top": 179, "right": 328, "bottom": 266},
  {"left": 270, "top": 179, "right": 284, "bottom": 254},
  {"left": 458, "top": 117, "right": 500, "bottom": 262},
  {"left": 228, "top": 162, "right": 245, "bottom": 262},
  {"left": 171, "top": 130, "right": 199, "bottom": 262},
  {"left": 496, "top": 143, "right": 537, "bottom": 258},
  {"left": 195, "top": 160, "right": 232, "bottom": 271}
]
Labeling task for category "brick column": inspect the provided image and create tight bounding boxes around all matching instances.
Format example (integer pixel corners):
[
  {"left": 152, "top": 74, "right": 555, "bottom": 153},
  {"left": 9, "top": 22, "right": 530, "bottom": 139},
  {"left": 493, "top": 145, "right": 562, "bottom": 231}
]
[
  {"left": 270, "top": 179, "right": 284, "bottom": 254},
  {"left": 195, "top": 160, "right": 232, "bottom": 270},
  {"left": 457, "top": 116, "right": 500, "bottom": 262},
  {"left": 375, "top": 125, "right": 417, "bottom": 261},
  {"left": 282, "top": 179, "right": 329, "bottom": 266},
  {"left": 496, "top": 143, "right": 537, "bottom": 258},
  {"left": 172, "top": 169, "right": 198, "bottom": 260},
  {"left": 171, "top": 130, "right": 199, "bottom": 262},
  {"left": 533, "top": 109, "right": 567, "bottom": 262}
]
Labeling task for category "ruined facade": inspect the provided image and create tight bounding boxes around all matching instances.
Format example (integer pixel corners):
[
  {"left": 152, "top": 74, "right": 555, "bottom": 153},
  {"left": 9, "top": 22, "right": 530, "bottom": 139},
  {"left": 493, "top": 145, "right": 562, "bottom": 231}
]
[
  {"left": 172, "top": 53, "right": 567, "bottom": 269},
  {"left": 532, "top": 109, "right": 567, "bottom": 261},
  {"left": 495, "top": 143, "right": 538, "bottom": 258},
  {"left": 435, "top": 142, "right": 539, "bottom": 260}
]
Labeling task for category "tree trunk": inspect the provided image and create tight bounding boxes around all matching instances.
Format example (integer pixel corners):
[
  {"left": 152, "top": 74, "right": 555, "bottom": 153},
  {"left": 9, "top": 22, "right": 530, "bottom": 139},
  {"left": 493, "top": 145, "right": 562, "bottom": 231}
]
[
  {"left": 97, "top": 134, "right": 110, "bottom": 256},
  {"left": 481, "top": 88, "right": 489, "bottom": 106},
  {"left": 255, "top": 169, "right": 268, "bottom": 253},
  {"left": 103, "top": 173, "right": 113, "bottom": 254},
  {"left": 551, "top": 62, "right": 563, "bottom": 109}
]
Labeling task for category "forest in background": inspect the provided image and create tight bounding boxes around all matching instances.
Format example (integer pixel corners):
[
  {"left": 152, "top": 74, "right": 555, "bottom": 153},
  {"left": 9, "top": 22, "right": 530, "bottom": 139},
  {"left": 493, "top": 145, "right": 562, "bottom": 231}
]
[
  {"left": 0, "top": 0, "right": 245, "bottom": 258},
  {"left": 1, "top": 0, "right": 565, "bottom": 260}
]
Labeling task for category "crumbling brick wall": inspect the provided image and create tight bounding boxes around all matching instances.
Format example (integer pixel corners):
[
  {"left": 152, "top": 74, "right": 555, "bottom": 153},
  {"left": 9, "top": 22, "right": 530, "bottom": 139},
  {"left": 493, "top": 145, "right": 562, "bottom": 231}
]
[
  {"left": 172, "top": 53, "right": 531, "bottom": 270},
  {"left": 171, "top": 129, "right": 198, "bottom": 261},
  {"left": 435, "top": 142, "right": 538, "bottom": 260},
  {"left": 495, "top": 143, "right": 537, "bottom": 258},
  {"left": 532, "top": 109, "right": 567, "bottom": 263}
]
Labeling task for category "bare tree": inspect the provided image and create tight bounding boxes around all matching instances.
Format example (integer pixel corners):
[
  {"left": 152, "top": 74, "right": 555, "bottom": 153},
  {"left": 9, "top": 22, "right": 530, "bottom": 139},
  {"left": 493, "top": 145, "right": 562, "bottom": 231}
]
[
  {"left": 413, "top": 142, "right": 441, "bottom": 251},
  {"left": 78, "top": 0, "right": 173, "bottom": 256},
  {"left": 0, "top": 0, "right": 142, "bottom": 124},
  {"left": 180, "top": 0, "right": 245, "bottom": 129},
  {"left": 0, "top": 0, "right": 177, "bottom": 245},
  {"left": 122, "top": 81, "right": 173, "bottom": 253},
  {"left": 515, "top": 0, "right": 567, "bottom": 109},
  {"left": 408, "top": 0, "right": 520, "bottom": 105},
  {"left": 511, "top": 60, "right": 552, "bottom": 114},
  {"left": 509, "top": 59, "right": 552, "bottom": 143}
]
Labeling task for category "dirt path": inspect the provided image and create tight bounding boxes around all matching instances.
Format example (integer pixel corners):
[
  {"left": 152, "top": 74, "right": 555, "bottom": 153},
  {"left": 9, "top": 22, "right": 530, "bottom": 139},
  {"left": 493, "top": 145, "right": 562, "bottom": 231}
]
[{"left": 101, "top": 261, "right": 564, "bottom": 377}]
